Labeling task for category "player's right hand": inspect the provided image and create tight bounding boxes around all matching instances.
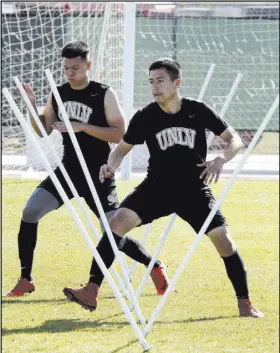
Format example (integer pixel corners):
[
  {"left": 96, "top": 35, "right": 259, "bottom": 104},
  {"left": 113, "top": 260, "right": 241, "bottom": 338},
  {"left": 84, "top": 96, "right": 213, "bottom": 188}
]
[
  {"left": 16, "top": 83, "right": 36, "bottom": 104},
  {"left": 99, "top": 164, "right": 115, "bottom": 183}
]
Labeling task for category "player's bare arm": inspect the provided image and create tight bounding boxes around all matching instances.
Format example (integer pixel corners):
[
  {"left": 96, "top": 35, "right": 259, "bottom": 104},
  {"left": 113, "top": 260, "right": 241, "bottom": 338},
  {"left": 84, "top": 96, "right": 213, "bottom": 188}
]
[
  {"left": 219, "top": 126, "right": 244, "bottom": 162},
  {"left": 40, "top": 94, "right": 57, "bottom": 136},
  {"left": 53, "top": 87, "right": 125, "bottom": 143},
  {"left": 99, "top": 140, "right": 133, "bottom": 183},
  {"left": 19, "top": 84, "right": 56, "bottom": 137},
  {"left": 198, "top": 126, "right": 244, "bottom": 184}
]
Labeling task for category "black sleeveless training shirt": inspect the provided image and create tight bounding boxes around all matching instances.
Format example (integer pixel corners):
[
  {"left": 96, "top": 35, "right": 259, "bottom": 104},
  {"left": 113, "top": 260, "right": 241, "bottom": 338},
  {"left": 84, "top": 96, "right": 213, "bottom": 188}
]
[{"left": 52, "top": 81, "right": 111, "bottom": 174}]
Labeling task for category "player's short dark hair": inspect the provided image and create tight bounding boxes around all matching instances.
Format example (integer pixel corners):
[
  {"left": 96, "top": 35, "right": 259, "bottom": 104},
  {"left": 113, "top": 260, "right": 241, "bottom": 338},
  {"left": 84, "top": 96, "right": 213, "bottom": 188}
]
[
  {"left": 149, "top": 58, "right": 182, "bottom": 81},
  {"left": 61, "top": 41, "right": 89, "bottom": 60}
]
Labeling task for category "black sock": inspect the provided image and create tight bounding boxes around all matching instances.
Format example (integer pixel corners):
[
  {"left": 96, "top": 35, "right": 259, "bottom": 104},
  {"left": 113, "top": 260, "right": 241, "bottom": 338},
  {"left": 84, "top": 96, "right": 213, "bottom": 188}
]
[
  {"left": 18, "top": 220, "right": 38, "bottom": 281},
  {"left": 222, "top": 251, "right": 249, "bottom": 299},
  {"left": 119, "top": 235, "right": 160, "bottom": 268},
  {"left": 89, "top": 232, "right": 121, "bottom": 286},
  {"left": 89, "top": 232, "right": 160, "bottom": 286}
]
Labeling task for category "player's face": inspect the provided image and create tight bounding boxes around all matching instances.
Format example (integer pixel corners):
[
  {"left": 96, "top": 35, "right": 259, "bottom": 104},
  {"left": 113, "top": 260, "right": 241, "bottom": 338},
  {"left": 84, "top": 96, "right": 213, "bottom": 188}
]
[
  {"left": 149, "top": 68, "right": 180, "bottom": 103},
  {"left": 63, "top": 57, "right": 91, "bottom": 86}
]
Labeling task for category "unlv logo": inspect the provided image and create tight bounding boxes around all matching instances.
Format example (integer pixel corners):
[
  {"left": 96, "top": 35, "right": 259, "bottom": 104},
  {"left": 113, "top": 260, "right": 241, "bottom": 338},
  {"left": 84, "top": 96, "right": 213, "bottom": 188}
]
[
  {"left": 156, "top": 127, "right": 196, "bottom": 151},
  {"left": 58, "top": 101, "right": 93, "bottom": 123}
]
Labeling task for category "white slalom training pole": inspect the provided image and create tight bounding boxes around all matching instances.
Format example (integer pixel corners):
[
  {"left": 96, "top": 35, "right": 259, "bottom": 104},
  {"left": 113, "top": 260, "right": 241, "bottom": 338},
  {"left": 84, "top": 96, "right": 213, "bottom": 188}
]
[
  {"left": 128, "top": 223, "right": 152, "bottom": 280},
  {"left": 130, "top": 213, "right": 176, "bottom": 311},
  {"left": 2, "top": 88, "right": 151, "bottom": 352},
  {"left": 143, "top": 94, "right": 279, "bottom": 337},
  {"left": 207, "top": 73, "right": 243, "bottom": 148},
  {"left": 13, "top": 77, "right": 130, "bottom": 300},
  {"left": 45, "top": 69, "right": 146, "bottom": 326},
  {"left": 130, "top": 64, "right": 216, "bottom": 308},
  {"left": 197, "top": 63, "right": 216, "bottom": 101}
]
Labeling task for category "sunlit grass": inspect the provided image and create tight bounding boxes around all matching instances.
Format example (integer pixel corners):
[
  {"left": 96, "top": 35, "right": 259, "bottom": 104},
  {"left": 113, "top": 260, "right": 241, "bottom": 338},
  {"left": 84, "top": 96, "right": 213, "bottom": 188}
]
[{"left": 2, "top": 178, "right": 279, "bottom": 353}]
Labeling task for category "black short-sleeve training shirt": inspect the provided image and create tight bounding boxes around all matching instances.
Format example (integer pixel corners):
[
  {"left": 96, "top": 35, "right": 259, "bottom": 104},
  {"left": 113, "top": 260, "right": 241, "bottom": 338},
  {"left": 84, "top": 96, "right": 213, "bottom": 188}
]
[{"left": 123, "top": 97, "right": 228, "bottom": 181}]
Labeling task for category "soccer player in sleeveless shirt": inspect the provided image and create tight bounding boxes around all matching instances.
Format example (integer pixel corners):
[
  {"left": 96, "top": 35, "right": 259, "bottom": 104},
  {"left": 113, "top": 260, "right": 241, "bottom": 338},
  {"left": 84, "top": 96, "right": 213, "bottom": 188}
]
[
  {"left": 7, "top": 42, "right": 166, "bottom": 298},
  {"left": 65, "top": 58, "right": 264, "bottom": 317}
]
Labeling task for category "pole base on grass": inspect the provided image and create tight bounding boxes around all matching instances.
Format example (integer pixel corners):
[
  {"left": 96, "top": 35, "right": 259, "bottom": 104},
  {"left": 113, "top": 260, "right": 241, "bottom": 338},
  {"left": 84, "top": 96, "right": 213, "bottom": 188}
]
[{"left": 143, "top": 345, "right": 152, "bottom": 352}]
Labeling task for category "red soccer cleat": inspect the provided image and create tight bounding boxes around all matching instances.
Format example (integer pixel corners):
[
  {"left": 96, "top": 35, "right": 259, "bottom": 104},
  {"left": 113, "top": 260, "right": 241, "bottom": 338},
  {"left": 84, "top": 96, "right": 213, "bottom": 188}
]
[
  {"left": 238, "top": 299, "right": 264, "bottom": 317},
  {"left": 63, "top": 282, "right": 99, "bottom": 312},
  {"left": 6, "top": 278, "right": 35, "bottom": 297},
  {"left": 150, "top": 263, "right": 169, "bottom": 295}
]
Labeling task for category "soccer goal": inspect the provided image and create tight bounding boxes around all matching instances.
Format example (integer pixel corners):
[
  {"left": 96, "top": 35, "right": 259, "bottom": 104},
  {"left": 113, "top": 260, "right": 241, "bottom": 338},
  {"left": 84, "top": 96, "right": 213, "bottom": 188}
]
[
  {"left": 2, "top": 2, "right": 279, "bottom": 178},
  {"left": 2, "top": 2, "right": 129, "bottom": 176}
]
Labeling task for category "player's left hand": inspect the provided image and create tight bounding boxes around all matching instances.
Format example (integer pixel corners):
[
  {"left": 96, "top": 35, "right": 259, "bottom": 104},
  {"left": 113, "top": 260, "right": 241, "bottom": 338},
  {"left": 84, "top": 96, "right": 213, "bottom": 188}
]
[
  {"left": 52, "top": 121, "right": 84, "bottom": 133},
  {"left": 197, "top": 157, "right": 225, "bottom": 184}
]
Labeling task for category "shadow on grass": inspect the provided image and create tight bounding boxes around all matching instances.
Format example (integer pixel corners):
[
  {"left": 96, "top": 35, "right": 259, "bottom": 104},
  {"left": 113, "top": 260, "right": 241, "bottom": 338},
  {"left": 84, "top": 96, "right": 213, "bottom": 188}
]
[
  {"left": 165, "top": 315, "right": 238, "bottom": 324},
  {"left": 2, "top": 292, "right": 157, "bottom": 304},
  {"left": 101, "top": 293, "right": 159, "bottom": 300},
  {"left": 2, "top": 314, "right": 237, "bottom": 336},
  {"left": 108, "top": 339, "right": 139, "bottom": 353},
  {"left": 2, "top": 316, "right": 129, "bottom": 336},
  {"left": 2, "top": 298, "right": 67, "bottom": 305}
]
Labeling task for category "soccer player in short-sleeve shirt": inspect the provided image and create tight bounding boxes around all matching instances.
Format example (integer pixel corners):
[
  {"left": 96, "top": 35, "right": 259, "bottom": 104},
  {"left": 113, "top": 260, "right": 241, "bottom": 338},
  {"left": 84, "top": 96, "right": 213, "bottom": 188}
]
[{"left": 66, "top": 58, "right": 263, "bottom": 318}]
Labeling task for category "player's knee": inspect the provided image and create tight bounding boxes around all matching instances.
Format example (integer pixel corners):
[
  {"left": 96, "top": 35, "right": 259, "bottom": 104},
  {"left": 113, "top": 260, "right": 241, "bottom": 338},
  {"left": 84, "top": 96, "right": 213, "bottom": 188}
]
[
  {"left": 99, "top": 210, "right": 117, "bottom": 233},
  {"left": 22, "top": 188, "right": 59, "bottom": 223},
  {"left": 109, "top": 208, "right": 140, "bottom": 236},
  {"left": 22, "top": 204, "right": 44, "bottom": 223},
  {"left": 208, "top": 226, "right": 236, "bottom": 257},
  {"left": 109, "top": 209, "right": 128, "bottom": 235}
]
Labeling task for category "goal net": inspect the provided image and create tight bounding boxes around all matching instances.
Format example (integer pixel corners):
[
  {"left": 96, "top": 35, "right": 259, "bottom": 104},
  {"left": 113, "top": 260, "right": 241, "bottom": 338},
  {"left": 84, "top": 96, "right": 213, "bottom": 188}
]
[
  {"left": 131, "top": 2, "right": 279, "bottom": 174},
  {"left": 2, "top": 2, "right": 125, "bottom": 175},
  {"left": 2, "top": 2, "right": 279, "bottom": 177}
]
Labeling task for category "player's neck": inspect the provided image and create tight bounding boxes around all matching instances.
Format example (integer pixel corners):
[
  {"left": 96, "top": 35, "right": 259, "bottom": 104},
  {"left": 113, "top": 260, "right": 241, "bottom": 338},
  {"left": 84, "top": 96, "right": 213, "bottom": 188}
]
[
  {"left": 159, "top": 94, "right": 182, "bottom": 114},
  {"left": 69, "top": 77, "right": 90, "bottom": 90}
]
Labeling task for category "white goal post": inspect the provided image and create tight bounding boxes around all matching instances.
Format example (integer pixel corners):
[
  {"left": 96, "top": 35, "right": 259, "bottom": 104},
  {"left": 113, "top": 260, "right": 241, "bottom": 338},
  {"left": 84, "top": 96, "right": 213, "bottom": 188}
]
[{"left": 2, "top": 2, "right": 279, "bottom": 179}]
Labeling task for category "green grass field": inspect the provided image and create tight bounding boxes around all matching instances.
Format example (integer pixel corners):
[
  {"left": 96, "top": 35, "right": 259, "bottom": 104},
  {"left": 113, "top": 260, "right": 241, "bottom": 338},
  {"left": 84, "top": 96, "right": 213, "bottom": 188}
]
[{"left": 2, "top": 178, "right": 279, "bottom": 353}]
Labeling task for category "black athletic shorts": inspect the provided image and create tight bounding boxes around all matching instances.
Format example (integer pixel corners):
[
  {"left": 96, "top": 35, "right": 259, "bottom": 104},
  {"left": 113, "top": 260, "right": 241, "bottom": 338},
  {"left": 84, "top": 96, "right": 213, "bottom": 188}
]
[
  {"left": 37, "top": 166, "right": 119, "bottom": 217},
  {"left": 120, "top": 177, "right": 227, "bottom": 234}
]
